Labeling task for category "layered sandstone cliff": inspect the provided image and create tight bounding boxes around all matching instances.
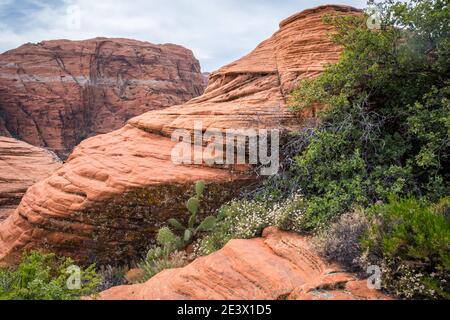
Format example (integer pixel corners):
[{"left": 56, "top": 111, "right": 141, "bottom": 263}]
[
  {"left": 99, "top": 228, "right": 391, "bottom": 300},
  {"left": 0, "top": 38, "right": 206, "bottom": 158},
  {"left": 0, "top": 137, "right": 61, "bottom": 221},
  {"left": 0, "top": 5, "right": 362, "bottom": 266}
]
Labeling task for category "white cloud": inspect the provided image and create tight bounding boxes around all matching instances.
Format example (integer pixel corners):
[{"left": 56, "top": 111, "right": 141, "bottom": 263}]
[{"left": 0, "top": 0, "right": 367, "bottom": 71}]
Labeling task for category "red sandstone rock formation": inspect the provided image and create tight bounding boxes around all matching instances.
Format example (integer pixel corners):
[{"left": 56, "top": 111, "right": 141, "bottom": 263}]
[
  {"left": 0, "top": 5, "right": 361, "bottom": 266},
  {"left": 201, "top": 72, "right": 210, "bottom": 87},
  {"left": 99, "top": 227, "right": 391, "bottom": 300},
  {"left": 0, "top": 38, "right": 206, "bottom": 158},
  {"left": 0, "top": 137, "right": 61, "bottom": 221}
]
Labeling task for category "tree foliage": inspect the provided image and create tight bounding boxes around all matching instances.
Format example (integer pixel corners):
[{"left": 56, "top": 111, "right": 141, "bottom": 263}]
[{"left": 289, "top": 0, "right": 449, "bottom": 229}]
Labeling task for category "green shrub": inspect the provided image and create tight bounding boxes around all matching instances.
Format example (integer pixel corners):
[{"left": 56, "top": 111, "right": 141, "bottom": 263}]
[
  {"left": 363, "top": 197, "right": 450, "bottom": 267},
  {"left": 287, "top": 0, "right": 449, "bottom": 229},
  {"left": 361, "top": 197, "right": 450, "bottom": 299},
  {"left": 0, "top": 251, "right": 101, "bottom": 300},
  {"left": 313, "top": 197, "right": 450, "bottom": 299}
]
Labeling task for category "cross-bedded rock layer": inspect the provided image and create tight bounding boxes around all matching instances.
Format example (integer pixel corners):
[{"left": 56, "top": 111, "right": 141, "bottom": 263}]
[
  {"left": 0, "top": 38, "right": 206, "bottom": 158},
  {"left": 99, "top": 228, "right": 391, "bottom": 300},
  {"left": 0, "top": 5, "right": 362, "bottom": 266}
]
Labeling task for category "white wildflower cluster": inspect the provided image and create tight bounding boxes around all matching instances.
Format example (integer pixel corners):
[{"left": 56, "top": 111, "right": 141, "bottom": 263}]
[
  {"left": 196, "top": 192, "right": 307, "bottom": 256},
  {"left": 226, "top": 193, "right": 304, "bottom": 238},
  {"left": 192, "top": 240, "right": 202, "bottom": 257},
  {"left": 273, "top": 193, "right": 306, "bottom": 232},
  {"left": 225, "top": 200, "right": 270, "bottom": 239}
]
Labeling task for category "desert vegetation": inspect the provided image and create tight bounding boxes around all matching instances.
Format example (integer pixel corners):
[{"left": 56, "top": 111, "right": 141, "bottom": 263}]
[
  {"left": 191, "top": 0, "right": 449, "bottom": 299},
  {"left": 0, "top": 0, "right": 448, "bottom": 300},
  {"left": 0, "top": 252, "right": 101, "bottom": 300}
]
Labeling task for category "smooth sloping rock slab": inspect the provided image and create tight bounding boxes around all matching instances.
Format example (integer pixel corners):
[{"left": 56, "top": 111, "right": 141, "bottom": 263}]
[{"left": 98, "top": 228, "right": 392, "bottom": 300}]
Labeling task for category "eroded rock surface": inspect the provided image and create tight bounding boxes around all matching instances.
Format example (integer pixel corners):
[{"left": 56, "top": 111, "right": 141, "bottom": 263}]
[
  {"left": 0, "top": 5, "right": 362, "bottom": 266},
  {"left": 0, "top": 137, "right": 61, "bottom": 221},
  {"left": 0, "top": 38, "right": 206, "bottom": 158},
  {"left": 99, "top": 227, "right": 392, "bottom": 300},
  {"left": 129, "top": 5, "right": 361, "bottom": 136}
]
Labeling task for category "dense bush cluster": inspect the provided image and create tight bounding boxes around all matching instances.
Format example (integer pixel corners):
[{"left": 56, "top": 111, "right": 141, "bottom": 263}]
[
  {"left": 0, "top": 251, "right": 101, "bottom": 300},
  {"left": 288, "top": 0, "right": 449, "bottom": 230},
  {"left": 315, "top": 197, "right": 450, "bottom": 299},
  {"left": 362, "top": 197, "right": 450, "bottom": 299},
  {"left": 288, "top": 1, "right": 449, "bottom": 298},
  {"left": 195, "top": 0, "right": 449, "bottom": 299}
]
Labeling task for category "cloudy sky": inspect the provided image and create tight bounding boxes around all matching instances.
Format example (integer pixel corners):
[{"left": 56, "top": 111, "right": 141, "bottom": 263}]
[{"left": 0, "top": 0, "right": 367, "bottom": 71}]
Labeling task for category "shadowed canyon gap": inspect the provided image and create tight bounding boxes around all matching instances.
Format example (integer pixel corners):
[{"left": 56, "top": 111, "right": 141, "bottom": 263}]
[{"left": 0, "top": 5, "right": 362, "bottom": 267}]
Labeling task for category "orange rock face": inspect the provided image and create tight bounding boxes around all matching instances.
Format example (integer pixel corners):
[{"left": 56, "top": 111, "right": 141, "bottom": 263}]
[
  {"left": 0, "top": 38, "right": 206, "bottom": 158},
  {"left": 0, "top": 5, "right": 361, "bottom": 266},
  {"left": 98, "top": 227, "right": 391, "bottom": 300},
  {"left": 129, "top": 5, "right": 360, "bottom": 136},
  {"left": 0, "top": 137, "right": 61, "bottom": 221}
]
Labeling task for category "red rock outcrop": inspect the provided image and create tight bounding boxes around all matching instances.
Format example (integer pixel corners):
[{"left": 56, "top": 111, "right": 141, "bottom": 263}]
[
  {"left": 0, "top": 5, "right": 362, "bottom": 266},
  {"left": 0, "top": 137, "right": 61, "bottom": 221},
  {"left": 0, "top": 38, "right": 206, "bottom": 158},
  {"left": 99, "top": 227, "right": 392, "bottom": 300}
]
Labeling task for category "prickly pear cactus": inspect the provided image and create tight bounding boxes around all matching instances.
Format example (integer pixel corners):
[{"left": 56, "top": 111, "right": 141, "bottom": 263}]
[{"left": 195, "top": 180, "right": 205, "bottom": 198}]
